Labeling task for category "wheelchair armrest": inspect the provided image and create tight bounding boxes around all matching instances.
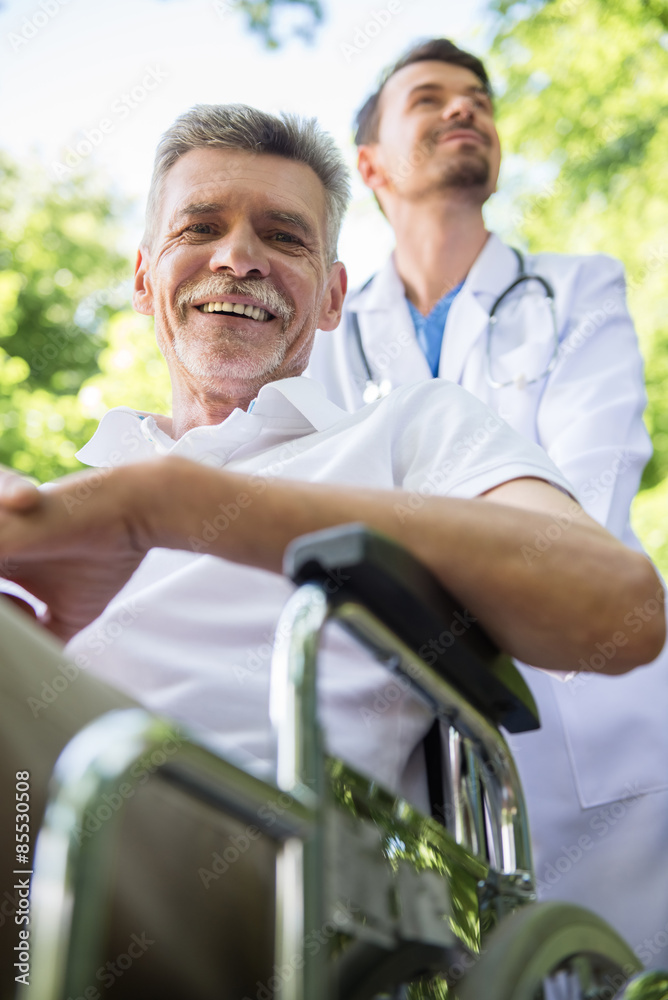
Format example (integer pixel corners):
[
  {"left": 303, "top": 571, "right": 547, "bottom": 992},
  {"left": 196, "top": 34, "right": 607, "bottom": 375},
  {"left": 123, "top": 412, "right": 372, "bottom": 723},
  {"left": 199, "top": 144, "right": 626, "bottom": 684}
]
[{"left": 283, "top": 524, "right": 539, "bottom": 734}]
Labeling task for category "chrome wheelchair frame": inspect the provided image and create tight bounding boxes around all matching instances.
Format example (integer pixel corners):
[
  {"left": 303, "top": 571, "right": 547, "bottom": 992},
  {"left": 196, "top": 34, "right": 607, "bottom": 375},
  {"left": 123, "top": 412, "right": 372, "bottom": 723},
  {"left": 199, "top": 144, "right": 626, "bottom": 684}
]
[{"left": 22, "top": 526, "right": 666, "bottom": 999}]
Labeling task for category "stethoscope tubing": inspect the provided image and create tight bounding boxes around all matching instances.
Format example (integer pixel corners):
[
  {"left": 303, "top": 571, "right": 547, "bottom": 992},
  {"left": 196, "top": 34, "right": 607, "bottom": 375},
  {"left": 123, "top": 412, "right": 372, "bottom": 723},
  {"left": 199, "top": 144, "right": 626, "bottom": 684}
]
[{"left": 350, "top": 248, "right": 560, "bottom": 398}]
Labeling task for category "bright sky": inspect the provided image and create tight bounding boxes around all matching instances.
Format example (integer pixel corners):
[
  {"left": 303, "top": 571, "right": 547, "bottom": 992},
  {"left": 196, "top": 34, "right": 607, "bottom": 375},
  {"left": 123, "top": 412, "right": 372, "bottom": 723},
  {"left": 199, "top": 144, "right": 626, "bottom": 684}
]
[{"left": 0, "top": 0, "right": 495, "bottom": 285}]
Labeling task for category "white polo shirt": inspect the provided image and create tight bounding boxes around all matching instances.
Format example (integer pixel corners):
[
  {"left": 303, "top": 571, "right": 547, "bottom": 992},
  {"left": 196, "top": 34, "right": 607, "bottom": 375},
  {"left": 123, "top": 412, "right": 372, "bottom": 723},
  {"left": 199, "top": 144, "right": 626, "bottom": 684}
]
[{"left": 68, "top": 376, "right": 572, "bottom": 793}]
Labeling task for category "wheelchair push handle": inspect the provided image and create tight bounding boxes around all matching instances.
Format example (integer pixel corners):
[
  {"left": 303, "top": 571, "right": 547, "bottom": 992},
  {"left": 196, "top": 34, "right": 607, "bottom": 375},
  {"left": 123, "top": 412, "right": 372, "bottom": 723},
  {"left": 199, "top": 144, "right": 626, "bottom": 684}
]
[{"left": 283, "top": 523, "right": 539, "bottom": 735}]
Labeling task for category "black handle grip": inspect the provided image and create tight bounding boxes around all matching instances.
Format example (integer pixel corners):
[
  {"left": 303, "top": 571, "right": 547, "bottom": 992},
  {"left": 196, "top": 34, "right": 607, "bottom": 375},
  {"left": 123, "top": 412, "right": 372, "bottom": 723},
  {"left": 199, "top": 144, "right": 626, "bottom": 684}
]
[{"left": 283, "top": 524, "right": 539, "bottom": 734}]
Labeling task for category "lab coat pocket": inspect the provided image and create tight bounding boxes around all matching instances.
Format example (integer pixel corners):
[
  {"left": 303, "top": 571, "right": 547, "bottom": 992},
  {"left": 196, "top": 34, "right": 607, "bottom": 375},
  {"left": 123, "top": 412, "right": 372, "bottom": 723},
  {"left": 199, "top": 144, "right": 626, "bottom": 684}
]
[
  {"left": 552, "top": 659, "right": 668, "bottom": 808},
  {"left": 486, "top": 338, "right": 555, "bottom": 389}
]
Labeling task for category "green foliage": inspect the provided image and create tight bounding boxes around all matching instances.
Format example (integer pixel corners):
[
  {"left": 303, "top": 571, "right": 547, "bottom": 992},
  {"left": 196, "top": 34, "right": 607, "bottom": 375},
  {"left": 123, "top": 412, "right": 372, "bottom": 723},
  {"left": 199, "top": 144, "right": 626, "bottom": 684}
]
[
  {"left": 80, "top": 310, "right": 172, "bottom": 420},
  {"left": 209, "top": 0, "right": 324, "bottom": 46},
  {"left": 0, "top": 153, "right": 129, "bottom": 393},
  {"left": 488, "top": 0, "right": 668, "bottom": 569},
  {"left": 0, "top": 152, "right": 135, "bottom": 480}
]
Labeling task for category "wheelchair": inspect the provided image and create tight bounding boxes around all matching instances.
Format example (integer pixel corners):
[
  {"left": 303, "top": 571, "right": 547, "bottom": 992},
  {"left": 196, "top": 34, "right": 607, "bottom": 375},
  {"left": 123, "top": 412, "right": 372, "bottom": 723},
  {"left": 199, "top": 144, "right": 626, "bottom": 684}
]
[{"left": 21, "top": 525, "right": 668, "bottom": 999}]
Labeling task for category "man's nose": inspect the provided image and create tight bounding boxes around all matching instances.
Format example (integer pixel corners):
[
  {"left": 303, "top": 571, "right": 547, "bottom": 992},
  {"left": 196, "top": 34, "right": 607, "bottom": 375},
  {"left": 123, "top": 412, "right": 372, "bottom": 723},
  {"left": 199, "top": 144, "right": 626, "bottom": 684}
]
[
  {"left": 442, "top": 94, "right": 475, "bottom": 122},
  {"left": 208, "top": 226, "right": 271, "bottom": 278}
]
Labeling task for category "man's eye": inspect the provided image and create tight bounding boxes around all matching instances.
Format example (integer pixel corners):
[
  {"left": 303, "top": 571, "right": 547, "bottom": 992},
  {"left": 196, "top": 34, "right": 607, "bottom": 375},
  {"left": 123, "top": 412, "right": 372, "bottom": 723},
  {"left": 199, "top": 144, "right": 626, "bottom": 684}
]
[
  {"left": 185, "top": 223, "right": 215, "bottom": 234},
  {"left": 272, "top": 232, "right": 301, "bottom": 245},
  {"left": 415, "top": 95, "right": 438, "bottom": 106}
]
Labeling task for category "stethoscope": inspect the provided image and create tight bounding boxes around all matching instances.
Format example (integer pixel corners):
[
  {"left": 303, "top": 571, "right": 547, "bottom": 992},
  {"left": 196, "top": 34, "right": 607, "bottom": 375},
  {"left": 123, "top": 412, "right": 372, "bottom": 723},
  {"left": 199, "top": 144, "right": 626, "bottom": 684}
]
[{"left": 350, "top": 248, "right": 560, "bottom": 402}]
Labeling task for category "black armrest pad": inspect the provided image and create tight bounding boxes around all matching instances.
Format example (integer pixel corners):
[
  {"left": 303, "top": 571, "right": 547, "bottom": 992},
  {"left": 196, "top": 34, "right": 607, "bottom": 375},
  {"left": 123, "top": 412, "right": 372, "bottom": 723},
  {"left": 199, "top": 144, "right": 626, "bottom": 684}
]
[{"left": 283, "top": 524, "right": 539, "bottom": 734}]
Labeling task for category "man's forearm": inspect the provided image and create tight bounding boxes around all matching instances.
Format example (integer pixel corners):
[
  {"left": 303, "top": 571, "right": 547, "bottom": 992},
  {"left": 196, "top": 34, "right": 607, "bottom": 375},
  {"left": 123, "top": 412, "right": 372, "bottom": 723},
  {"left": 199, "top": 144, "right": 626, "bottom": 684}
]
[{"left": 136, "top": 457, "right": 665, "bottom": 674}]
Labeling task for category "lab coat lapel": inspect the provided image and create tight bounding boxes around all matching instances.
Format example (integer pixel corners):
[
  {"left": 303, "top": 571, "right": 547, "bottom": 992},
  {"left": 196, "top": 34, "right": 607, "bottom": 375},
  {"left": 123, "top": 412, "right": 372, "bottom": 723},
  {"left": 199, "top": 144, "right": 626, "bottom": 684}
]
[
  {"left": 438, "top": 235, "right": 520, "bottom": 385},
  {"left": 353, "top": 256, "right": 432, "bottom": 387}
]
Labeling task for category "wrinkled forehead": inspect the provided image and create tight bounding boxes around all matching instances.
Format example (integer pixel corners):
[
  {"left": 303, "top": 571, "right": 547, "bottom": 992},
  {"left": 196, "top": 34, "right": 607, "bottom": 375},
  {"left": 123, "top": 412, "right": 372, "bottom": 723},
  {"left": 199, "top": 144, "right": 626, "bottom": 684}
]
[
  {"left": 158, "top": 147, "right": 329, "bottom": 236},
  {"left": 378, "top": 60, "right": 490, "bottom": 124}
]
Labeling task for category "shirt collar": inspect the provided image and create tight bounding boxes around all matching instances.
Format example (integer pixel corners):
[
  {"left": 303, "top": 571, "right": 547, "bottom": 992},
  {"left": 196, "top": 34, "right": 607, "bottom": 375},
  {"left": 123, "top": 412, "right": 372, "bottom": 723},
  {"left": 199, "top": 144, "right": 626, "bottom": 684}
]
[
  {"left": 76, "top": 377, "right": 347, "bottom": 467},
  {"left": 248, "top": 376, "right": 347, "bottom": 431},
  {"left": 349, "top": 233, "right": 518, "bottom": 311}
]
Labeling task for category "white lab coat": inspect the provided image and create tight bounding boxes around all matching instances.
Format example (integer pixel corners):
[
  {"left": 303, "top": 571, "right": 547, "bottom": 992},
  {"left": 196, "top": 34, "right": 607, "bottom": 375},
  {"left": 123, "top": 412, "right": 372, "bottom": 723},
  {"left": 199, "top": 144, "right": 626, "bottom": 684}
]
[{"left": 307, "top": 233, "right": 668, "bottom": 967}]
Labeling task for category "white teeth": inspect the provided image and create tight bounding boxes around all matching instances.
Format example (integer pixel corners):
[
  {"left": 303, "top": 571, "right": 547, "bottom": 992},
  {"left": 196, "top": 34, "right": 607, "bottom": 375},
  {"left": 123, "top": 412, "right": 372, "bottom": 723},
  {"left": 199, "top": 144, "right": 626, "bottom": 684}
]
[{"left": 199, "top": 301, "right": 271, "bottom": 320}]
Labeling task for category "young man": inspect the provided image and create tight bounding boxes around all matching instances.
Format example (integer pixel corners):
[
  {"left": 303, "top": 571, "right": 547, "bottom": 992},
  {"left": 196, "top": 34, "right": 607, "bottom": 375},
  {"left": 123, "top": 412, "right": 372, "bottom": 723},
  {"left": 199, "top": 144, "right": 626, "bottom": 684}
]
[
  {"left": 306, "top": 40, "right": 668, "bottom": 966},
  {"left": 0, "top": 104, "right": 662, "bottom": 993}
]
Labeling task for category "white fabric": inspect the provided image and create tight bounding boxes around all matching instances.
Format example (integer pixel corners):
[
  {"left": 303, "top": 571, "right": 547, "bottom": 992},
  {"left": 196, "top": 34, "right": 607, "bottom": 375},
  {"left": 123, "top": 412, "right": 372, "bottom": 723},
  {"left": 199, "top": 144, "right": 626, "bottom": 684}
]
[
  {"left": 306, "top": 236, "right": 668, "bottom": 967},
  {"left": 69, "top": 375, "right": 570, "bottom": 798}
]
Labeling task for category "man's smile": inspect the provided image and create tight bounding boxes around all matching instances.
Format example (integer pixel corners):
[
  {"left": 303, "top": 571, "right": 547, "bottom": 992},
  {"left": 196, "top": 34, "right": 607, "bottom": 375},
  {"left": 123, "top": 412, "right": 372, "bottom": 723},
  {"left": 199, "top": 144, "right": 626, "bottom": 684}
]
[{"left": 195, "top": 298, "right": 275, "bottom": 322}]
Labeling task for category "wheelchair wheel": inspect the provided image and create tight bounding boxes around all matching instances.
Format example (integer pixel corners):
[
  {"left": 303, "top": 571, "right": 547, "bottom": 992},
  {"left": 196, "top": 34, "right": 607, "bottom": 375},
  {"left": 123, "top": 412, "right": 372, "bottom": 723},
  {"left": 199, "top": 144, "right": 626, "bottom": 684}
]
[
  {"left": 616, "top": 972, "right": 668, "bottom": 998},
  {"left": 455, "top": 901, "right": 642, "bottom": 1000}
]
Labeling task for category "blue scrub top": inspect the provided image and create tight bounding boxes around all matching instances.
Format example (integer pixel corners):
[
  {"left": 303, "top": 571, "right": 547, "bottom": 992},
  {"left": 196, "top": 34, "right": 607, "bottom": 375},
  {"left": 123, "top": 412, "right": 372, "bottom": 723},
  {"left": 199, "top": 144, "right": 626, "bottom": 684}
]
[{"left": 406, "top": 281, "right": 464, "bottom": 376}]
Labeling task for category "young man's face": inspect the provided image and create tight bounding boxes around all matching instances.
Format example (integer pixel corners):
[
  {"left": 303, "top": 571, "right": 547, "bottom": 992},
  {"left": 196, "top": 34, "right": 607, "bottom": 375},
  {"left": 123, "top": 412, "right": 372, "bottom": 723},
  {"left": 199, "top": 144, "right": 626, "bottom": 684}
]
[
  {"left": 134, "top": 147, "right": 345, "bottom": 396},
  {"left": 360, "top": 60, "right": 501, "bottom": 208}
]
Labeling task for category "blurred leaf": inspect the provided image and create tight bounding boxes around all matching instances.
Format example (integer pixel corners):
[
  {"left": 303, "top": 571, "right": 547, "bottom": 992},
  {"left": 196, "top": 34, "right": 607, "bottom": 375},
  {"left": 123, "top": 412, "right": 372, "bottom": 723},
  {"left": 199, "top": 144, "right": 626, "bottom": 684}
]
[
  {"left": 166, "top": 0, "right": 324, "bottom": 46},
  {"left": 0, "top": 150, "right": 132, "bottom": 479}
]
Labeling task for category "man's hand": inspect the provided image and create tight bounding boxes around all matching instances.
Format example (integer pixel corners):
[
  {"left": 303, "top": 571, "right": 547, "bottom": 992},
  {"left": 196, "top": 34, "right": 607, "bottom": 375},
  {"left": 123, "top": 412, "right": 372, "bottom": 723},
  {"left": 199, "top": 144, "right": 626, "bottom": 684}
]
[
  {"left": 0, "top": 464, "right": 151, "bottom": 642},
  {"left": 0, "top": 466, "right": 41, "bottom": 512}
]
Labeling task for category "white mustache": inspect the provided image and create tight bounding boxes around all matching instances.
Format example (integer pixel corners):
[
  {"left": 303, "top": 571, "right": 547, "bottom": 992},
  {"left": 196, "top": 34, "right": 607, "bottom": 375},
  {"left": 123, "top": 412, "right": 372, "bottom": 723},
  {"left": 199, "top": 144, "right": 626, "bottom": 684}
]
[{"left": 176, "top": 276, "right": 295, "bottom": 324}]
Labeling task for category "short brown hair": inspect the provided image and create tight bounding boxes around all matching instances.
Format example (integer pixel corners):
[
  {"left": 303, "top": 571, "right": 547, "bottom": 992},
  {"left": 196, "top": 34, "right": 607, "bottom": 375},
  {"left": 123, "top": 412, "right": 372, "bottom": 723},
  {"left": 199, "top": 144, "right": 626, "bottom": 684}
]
[{"left": 354, "top": 39, "right": 492, "bottom": 146}]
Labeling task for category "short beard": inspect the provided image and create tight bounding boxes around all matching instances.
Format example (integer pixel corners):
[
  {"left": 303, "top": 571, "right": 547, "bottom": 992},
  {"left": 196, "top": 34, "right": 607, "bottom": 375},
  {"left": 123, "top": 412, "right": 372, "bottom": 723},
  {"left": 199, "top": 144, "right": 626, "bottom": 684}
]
[
  {"left": 426, "top": 125, "right": 491, "bottom": 194},
  {"left": 171, "top": 275, "right": 297, "bottom": 389},
  {"left": 172, "top": 328, "right": 289, "bottom": 390},
  {"left": 439, "top": 154, "right": 490, "bottom": 191}
]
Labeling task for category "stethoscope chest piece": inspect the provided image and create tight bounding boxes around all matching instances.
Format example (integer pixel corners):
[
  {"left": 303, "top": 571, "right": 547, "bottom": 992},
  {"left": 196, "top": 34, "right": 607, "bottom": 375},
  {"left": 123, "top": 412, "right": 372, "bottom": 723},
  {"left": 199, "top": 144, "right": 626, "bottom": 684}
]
[{"left": 363, "top": 379, "right": 393, "bottom": 403}]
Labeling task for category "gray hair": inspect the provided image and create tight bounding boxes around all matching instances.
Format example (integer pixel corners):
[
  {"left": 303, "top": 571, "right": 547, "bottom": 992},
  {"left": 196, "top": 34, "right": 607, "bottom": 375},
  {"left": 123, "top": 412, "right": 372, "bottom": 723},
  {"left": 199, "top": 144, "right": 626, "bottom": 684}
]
[{"left": 144, "top": 103, "right": 351, "bottom": 265}]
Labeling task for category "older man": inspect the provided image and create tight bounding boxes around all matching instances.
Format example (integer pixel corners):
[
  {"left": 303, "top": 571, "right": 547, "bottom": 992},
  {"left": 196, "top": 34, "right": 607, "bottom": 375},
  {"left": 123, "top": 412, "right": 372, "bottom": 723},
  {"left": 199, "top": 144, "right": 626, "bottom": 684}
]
[{"left": 0, "top": 104, "right": 662, "bottom": 996}]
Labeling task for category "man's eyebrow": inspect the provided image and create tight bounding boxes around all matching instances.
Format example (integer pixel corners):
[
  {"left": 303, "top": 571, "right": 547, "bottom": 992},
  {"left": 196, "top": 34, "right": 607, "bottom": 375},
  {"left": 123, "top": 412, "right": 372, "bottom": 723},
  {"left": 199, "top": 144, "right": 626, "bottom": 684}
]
[
  {"left": 175, "top": 202, "right": 225, "bottom": 220},
  {"left": 407, "top": 82, "right": 443, "bottom": 100},
  {"left": 407, "top": 82, "right": 491, "bottom": 101},
  {"left": 265, "top": 210, "right": 318, "bottom": 242}
]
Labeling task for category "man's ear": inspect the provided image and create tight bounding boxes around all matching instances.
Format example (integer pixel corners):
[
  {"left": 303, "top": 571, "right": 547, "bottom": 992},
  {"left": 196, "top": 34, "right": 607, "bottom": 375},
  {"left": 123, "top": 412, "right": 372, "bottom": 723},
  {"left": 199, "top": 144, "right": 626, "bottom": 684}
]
[
  {"left": 133, "top": 247, "right": 155, "bottom": 316},
  {"left": 318, "top": 262, "right": 347, "bottom": 332},
  {"left": 357, "top": 144, "right": 387, "bottom": 195}
]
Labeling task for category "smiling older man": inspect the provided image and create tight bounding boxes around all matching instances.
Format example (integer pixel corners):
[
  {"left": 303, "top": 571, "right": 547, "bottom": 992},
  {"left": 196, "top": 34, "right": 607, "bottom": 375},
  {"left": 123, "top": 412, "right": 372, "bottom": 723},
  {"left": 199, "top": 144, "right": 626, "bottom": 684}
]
[{"left": 0, "top": 104, "right": 663, "bottom": 997}]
